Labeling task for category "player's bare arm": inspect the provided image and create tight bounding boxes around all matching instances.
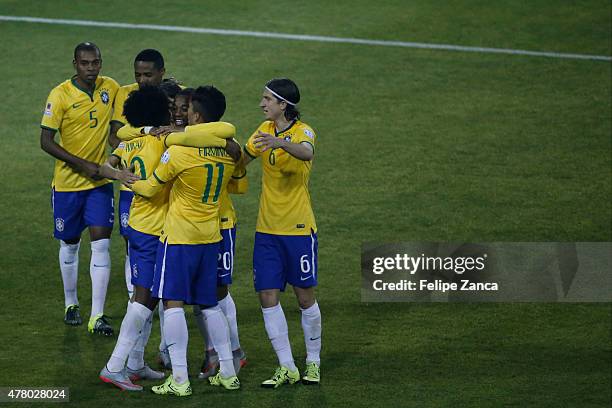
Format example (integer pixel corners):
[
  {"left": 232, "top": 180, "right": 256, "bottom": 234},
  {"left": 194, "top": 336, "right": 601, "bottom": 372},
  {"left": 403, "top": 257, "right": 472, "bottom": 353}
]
[
  {"left": 108, "top": 121, "right": 122, "bottom": 148},
  {"left": 40, "top": 127, "right": 101, "bottom": 180},
  {"left": 254, "top": 130, "right": 314, "bottom": 161}
]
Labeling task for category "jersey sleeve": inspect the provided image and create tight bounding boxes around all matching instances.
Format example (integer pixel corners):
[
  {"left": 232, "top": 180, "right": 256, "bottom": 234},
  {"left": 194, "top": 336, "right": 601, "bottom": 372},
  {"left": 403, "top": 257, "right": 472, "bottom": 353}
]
[
  {"left": 111, "top": 142, "right": 126, "bottom": 160},
  {"left": 117, "top": 124, "right": 145, "bottom": 141},
  {"left": 293, "top": 125, "right": 316, "bottom": 150},
  {"left": 164, "top": 122, "right": 235, "bottom": 148},
  {"left": 40, "top": 88, "right": 65, "bottom": 131},
  {"left": 111, "top": 86, "right": 129, "bottom": 124},
  {"left": 151, "top": 147, "right": 181, "bottom": 184},
  {"left": 244, "top": 125, "right": 266, "bottom": 158}
]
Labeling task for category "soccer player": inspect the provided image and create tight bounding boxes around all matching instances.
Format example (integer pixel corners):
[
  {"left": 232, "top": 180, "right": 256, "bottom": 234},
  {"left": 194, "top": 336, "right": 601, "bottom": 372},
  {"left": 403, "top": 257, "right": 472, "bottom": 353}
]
[
  {"left": 40, "top": 42, "right": 119, "bottom": 335},
  {"left": 98, "top": 86, "right": 237, "bottom": 391},
  {"left": 242, "top": 78, "right": 322, "bottom": 387},
  {"left": 109, "top": 49, "right": 167, "bottom": 299},
  {"left": 129, "top": 86, "right": 242, "bottom": 396}
]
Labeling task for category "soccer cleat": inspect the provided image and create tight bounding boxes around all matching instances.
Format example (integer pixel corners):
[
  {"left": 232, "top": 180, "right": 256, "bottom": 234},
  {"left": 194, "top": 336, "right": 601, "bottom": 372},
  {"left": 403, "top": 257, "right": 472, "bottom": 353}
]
[
  {"left": 88, "top": 314, "right": 114, "bottom": 336},
  {"left": 301, "top": 362, "right": 320, "bottom": 385},
  {"left": 99, "top": 366, "right": 143, "bottom": 391},
  {"left": 64, "top": 304, "right": 82, "bottom": 326},
  {"left": 208, "top": 373, "right": 240, "bottom": 390},
  {"left": 151, "top": 375, "right": 192, "bottom": 397},
  {"left": 127, "top": 363, "right": 165, "bottom": 381},
  {"left": 233, "top": 349, "right": 248, "bottom": 373},
  {"left": 261, "top": 366, "right": 300, "bottom": 389},
  {"left": 157, "top": 348, "right": 172, "bottom": 370},
  {"left": 197, "top": 351, "right": 219, "bottom": 379}
]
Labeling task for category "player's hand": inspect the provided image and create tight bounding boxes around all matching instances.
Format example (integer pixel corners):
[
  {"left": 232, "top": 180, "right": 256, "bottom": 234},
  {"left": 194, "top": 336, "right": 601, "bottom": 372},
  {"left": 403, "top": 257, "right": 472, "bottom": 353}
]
[
  {"left": 150, "top": 125, "right": 184, "bottom": 138},
  {"left": 116, "top": 167, "right": 140, "bottom": 187},
  {"left": 77, "top": 160, "right": 102, "bottom": 180},
  {"left": 225, "top": 138, "right": 242, "bottom": 163},
  {"left": 254, "top": 131, "right": 284, "bottom": 152}
]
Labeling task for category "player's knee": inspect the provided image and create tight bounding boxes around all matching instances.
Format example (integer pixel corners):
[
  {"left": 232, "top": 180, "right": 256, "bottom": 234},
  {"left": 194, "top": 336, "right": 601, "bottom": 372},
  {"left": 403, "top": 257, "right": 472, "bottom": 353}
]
[
  {"left": 258, "top": 290, "right": 279, "bottom": 308},
  {"left": 61, "top": 238, "right": 81, "bottom": 246}
]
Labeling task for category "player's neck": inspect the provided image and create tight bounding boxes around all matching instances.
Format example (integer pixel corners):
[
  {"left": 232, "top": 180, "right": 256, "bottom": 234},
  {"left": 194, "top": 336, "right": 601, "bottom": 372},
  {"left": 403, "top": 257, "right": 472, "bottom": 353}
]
[
  {"left": 74, "top": 76, "right": 96, "bottom": 92},
  {"left": 274, "top": 117, "right": 292, "bottom": 133}
]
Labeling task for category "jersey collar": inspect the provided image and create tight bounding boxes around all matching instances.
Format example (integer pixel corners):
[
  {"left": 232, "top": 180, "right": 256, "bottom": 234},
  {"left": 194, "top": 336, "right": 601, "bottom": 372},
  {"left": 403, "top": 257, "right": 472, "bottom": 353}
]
[
  {"left": 70, "top": 75, "right": 98, "bottom": 100},
  {"left": 275, "top": 120, "right": 297, "bottom": 137}
]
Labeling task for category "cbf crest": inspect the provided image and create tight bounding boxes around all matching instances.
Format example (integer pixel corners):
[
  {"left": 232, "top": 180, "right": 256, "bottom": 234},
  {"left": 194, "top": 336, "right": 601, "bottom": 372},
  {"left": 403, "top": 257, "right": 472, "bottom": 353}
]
[{"left": 99, "top": 89, "right": 110, "bottom": 105}]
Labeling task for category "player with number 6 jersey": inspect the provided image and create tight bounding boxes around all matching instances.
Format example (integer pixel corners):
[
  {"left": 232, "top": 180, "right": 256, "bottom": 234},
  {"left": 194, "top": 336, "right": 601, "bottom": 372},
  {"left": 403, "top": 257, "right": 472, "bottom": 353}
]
[{"left": 242, "top": 78, "right": 322, "bottom": 388}]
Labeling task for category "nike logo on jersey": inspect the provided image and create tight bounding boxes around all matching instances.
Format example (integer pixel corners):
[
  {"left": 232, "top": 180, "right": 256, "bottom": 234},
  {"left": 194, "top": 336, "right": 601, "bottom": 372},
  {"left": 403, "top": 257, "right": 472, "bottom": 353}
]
[{"left": 72, "top": 103, "right": 82, "bottom": 109}]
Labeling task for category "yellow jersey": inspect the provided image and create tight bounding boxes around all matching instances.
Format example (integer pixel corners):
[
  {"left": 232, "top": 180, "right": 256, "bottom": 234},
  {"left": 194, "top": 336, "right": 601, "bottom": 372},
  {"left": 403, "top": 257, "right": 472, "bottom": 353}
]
[
  {"left": 111, "top": 83, "right": 139, "bottom": 192},
  {"left": 111, "top": 137, "right": 170, "bottom": 236},
  {"left": 111, "top": 83, "right": 139, "bottom": 126},
  {"left": 245, "top": 120, "right": 317, "bottom": 235},
  {"left": 219, "top": 163, "right": 248, "bottom": 229},
  {"left": 132, "top": 124, "right": 238, "bottom": 244},
  {"left": 41, "top": 75, "right": 120, "bottom": 191}
]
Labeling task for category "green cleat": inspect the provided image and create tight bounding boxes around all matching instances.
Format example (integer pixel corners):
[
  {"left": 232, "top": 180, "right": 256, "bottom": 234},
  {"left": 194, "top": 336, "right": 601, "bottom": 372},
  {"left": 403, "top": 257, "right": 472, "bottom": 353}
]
[
  {"left": 151, "top": 375, "right": 192, "bottom": 397},
  {"left": 261, "top": 366, "right": 300, "bottom": 389},
  {"left": 208, "top": 373, "right": 240, "bottom": 390},
  {"left": 302, "top": 362, "right": 320, "bottom": 385},
  {"left": 64, "top": 304, "right": 82, "bottom": 326},
  {"left": 88, "top": 314, "right": 113, "bottom": 336}
]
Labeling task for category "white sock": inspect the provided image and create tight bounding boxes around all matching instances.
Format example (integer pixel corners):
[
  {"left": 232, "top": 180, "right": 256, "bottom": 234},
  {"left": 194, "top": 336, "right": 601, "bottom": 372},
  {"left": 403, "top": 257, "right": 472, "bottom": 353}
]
[
  {"left": 164, "top": 307, "right": 189, "bottom": 384},
  {"left": 203, "top": 305, "right": 235, "bottom": 377},
  {"left": 301, "top": 301, "right": 322, "bottom": 365},
  {"left": 193, "top": 305, "right": 210, "bottom": 350},
  {"left": 107, "top": 301, "right": 151, "bottom": 372},
  {"left": 59, "top": 240, "right": 80, "bottom": 307},
  {"left": 158, "top": 302, "right": 166, "bottom": 352},
  {"left": 128, "top": 311, "right": 153, "bottom": 370},
  {"left": 124, "top": 254, "right": 133, "bottom": 299},
  {"left": 218, "top": 292, "right": 241, "bottom": 351},
  {"left": 262, "top": 303, "right": 296, "bottom": 371},
  {"left": 90, "top": 239, "right": 111, "bottom": 317}
]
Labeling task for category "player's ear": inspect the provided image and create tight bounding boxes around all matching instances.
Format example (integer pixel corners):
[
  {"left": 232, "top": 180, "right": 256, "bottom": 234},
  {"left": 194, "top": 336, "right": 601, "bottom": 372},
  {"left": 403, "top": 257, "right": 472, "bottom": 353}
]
[
  {"left": 160, "top": 67, "right": 166, "bottom": 76},
  {"left": 72, "top": 59, "right": 77, "bottom": 69}
]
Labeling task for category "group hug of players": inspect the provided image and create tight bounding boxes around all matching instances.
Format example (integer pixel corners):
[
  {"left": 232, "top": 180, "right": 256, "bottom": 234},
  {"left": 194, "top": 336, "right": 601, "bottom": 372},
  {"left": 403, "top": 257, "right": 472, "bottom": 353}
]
[{"left": 40, "top": 42, "right": 322, "bottom": 395}]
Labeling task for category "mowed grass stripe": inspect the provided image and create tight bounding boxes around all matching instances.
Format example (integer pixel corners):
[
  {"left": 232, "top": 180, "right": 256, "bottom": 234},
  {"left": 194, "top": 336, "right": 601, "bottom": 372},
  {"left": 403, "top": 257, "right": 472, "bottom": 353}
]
[{"left": 0, "top": 15, "right": 611, "bottom": 62}]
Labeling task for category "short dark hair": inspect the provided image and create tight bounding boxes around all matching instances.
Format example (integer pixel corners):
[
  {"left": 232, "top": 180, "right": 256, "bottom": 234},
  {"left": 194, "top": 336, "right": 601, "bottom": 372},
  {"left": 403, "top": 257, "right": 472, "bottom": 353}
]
[
  {"left": 159, "top": 78, "right": 182, "bottom": 100},
  {"left": 123, "top": 86, "right": 171, "bottom": 127},
  {"left": 74, "top": 42, "right": 101, "bottom": 60},
  {"left": 265, "top": 78, "right": 300, "bottom": 120},
  {"left": 191, "top": 86, "right": 226, "bottom": 122},
  {"left": 134, "top": 49, "right": 164, "bottom": 70}
]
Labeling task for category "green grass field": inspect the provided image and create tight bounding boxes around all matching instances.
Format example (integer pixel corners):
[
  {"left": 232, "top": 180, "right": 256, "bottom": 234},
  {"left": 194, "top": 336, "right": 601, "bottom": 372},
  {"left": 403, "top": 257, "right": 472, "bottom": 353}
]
[{"left": 0, "top": 1, "right": 610, "bottom": 407}]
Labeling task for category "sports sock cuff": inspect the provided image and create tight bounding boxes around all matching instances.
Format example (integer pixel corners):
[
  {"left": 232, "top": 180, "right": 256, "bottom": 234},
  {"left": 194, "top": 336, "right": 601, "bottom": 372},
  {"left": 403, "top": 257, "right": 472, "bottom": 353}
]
[
  {"left": 301, "top": 301, "right": 320, "bottom": 315},
  {"left": 91, "top": 238, "right": 110, "bottom": 252},
  {"left": 60, "top": 240, "right": 81, "bottom": 251},
  {"left": 202, "top": 305, "right": 222, "bottom": 318},
  {"left": 132, "top": 301, "right": 153, "bottom": 320},
  {"left": 262, "top": 303, "right": 282, "bottom": 315},
  {"left": 164, "top": 307, "right": 185, "bottom": 319}
]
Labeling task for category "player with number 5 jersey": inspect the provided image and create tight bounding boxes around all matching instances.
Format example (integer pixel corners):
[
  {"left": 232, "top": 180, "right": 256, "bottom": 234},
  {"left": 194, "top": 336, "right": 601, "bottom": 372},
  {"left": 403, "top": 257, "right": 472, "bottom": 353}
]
[
  {"left": 40, "top": 42, "right": 119, "bottom": 336},
  {"left": 242, "top": 78, "right": 322, "bottom": 388}
]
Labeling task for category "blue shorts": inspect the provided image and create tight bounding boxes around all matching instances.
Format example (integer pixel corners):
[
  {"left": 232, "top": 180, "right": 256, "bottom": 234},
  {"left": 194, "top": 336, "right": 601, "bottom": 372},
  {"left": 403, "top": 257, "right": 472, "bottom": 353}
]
[
  {"left": 119, "top": 190, "right": 134, "bottom": 237},
  {"left": 51, "top": 183, "right": 114, "bottom": 241},
  {"left": 217, "top": 227, "right": 236, "bottom": 286},
  {"left": 253, "top": 231, "right": 318, "bottom": 292},
  {"left": 153, "top": 239, "right": 220, "bottom": 306},
  {"left": 127, "top": 226, "right": 158, "bottom": 290}
]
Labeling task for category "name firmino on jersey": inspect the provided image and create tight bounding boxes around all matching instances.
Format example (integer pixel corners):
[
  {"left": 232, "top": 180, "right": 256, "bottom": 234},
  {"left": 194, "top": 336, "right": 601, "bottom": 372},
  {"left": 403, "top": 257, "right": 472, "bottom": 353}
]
[{"left": 198, "top": 147, "right": 228, "bottom": 157}]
